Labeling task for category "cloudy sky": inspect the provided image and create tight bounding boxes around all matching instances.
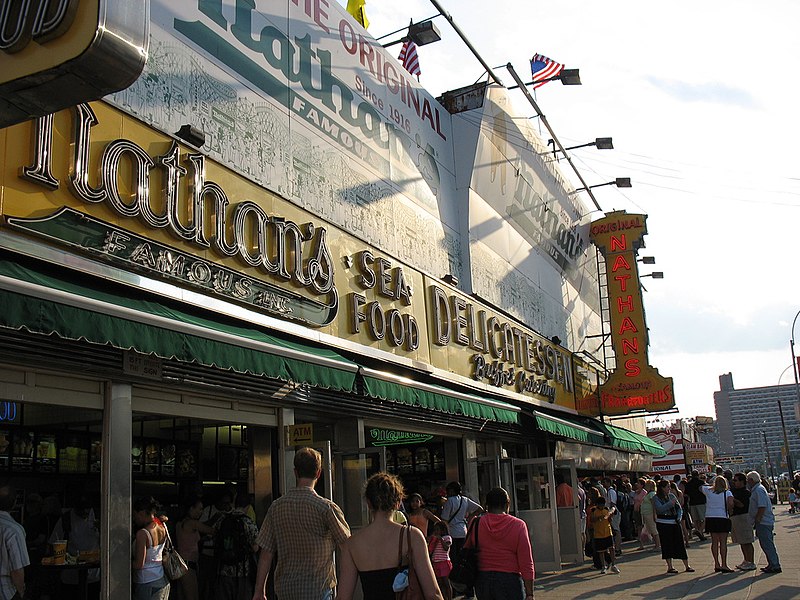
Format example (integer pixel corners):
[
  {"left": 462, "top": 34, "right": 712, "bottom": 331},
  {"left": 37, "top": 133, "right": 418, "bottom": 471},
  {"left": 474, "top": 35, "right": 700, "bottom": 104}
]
[{"left": 338, "top": 0, "right": 800, "bottom": 419}]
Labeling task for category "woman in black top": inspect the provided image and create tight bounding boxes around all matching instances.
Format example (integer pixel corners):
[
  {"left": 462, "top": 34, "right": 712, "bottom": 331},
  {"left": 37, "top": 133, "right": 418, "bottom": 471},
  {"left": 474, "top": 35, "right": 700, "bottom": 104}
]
[
  {"left": 729, "top": 473, "right": 755, "bottom": 570},
  {"left": 337, "top": 472, "right": 443, "bottom": 600}
]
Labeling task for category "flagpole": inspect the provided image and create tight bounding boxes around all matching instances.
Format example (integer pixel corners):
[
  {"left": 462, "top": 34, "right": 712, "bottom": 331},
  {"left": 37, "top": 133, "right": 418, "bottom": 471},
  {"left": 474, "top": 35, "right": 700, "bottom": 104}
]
[
  {"left": 505, "top": 63, "right": 603, "bottom": 213},
  {"left": 427, "top": 0, "right": 503, "bottom": 86}
]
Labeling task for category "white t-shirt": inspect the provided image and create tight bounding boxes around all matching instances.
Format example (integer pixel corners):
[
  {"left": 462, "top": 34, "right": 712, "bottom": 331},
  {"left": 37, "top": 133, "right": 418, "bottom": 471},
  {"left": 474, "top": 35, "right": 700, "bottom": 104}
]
[
  {"left": 441, "top": 494, "right": 481, "bottom": 539},
  {"left": 702, "top": 486, "right": 732, "bottom": 519}
]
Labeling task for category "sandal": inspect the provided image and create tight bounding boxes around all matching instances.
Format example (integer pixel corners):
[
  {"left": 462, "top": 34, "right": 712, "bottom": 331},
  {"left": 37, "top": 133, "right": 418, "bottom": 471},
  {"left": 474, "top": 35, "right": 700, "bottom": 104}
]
[
  {"left": 685, "top": 567, "right": 695, "bottom": 573},
  {"left": 667, "top": 568, "right": 679, "bottom": 574}
]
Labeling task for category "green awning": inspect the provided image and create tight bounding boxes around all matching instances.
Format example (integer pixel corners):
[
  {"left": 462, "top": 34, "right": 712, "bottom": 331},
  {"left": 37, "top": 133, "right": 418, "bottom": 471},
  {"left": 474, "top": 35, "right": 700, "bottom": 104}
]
[
  {"left": 0, "top": 257, "right": 357, "bottom": 391},
  {"left": 595, "top": 421, "right": 666, "bottom": 456},
  {"left": 533, "top": 411, "right": 606, "bottom": 445},
  {"left": 362, "top": 372, "right": 520, "bottom": 424}
]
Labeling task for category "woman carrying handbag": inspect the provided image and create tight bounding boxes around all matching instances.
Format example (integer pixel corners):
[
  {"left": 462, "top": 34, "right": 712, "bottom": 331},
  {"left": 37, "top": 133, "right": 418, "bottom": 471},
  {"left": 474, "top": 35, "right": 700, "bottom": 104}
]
[
  {"left": 336, "top": 472, "right": 443, "bottom": 600},
  {"left": 132, "top": 496, "right": 171, "bottom": 600}
]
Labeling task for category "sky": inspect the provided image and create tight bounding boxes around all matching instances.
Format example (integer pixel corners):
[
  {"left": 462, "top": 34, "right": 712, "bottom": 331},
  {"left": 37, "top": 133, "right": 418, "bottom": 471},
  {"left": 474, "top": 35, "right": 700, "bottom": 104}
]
[{"left": 337, "top": 0, "right": 800, "bottom": 419}]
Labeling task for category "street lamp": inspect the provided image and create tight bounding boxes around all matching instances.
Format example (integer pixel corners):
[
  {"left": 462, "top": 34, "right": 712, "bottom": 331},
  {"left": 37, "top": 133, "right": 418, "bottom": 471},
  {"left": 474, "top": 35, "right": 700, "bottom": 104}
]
[
  {"left": 762, "top": 426, "right": 777, "bottom": 483},
  {"left": 787, "top": 309, "right": 800, "bottom": 475}
]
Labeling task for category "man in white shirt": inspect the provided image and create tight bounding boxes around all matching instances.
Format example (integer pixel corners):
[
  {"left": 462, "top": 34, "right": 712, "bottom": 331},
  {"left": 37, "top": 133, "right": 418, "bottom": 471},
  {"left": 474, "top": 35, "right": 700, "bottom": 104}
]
[
  {"left": 441, "top": 481, "right": 482, "bottom": 599},
  {"left": 746, "top": 471, "right": 781, "bottom": 573},
  {"left": 0, "top": 481, "right": 29, "bottom": 600}
]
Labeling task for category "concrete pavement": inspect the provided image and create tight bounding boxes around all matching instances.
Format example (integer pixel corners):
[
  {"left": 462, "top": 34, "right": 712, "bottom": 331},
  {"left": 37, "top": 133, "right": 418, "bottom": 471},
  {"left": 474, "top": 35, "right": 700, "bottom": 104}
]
[
  {"left": 531, "top": 509, "right": 799, "bottom": 599},
  {"left": 454, "top": 508, "right": 799, "bottom": 599}
]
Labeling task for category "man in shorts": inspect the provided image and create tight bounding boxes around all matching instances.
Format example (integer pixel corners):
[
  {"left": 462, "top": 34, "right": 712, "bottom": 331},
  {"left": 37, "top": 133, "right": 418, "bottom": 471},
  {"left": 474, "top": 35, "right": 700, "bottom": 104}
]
[{"left": 684, "top": 471, "right": 707, "bottom": 541}]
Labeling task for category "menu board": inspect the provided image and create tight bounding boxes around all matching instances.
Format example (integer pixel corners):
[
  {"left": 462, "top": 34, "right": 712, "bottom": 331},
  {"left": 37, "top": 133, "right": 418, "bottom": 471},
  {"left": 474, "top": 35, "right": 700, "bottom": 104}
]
[
  {"left": 144, "top": 443, "right": 159, "bottom": 475},
  {"left": 35, "top": 433, "right": 57, "bottom": 472},
  {"left": 12, "top": 430, "right": 34, "bottom": 471},
  {"left": 176, "top": 446, "right": 198, "bottom": 478},
  {"left": 132, "top": 441, "right": 143, "bottom": 474},
  {"left": 0, "top": 430, "right": 9, "bottom": 470},
  {"left": 161, "top": 444, "right": 176, "bottom": 476}
]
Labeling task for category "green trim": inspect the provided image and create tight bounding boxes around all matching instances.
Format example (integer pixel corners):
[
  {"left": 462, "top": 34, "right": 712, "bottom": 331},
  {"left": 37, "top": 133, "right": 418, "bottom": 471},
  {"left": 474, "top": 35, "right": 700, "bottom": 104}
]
[
  {"left": 534, "top": 412, "right": 605, "bottom": 445},
  {"left": 0, "top": 258, "right": 356, "bottom": 392},
  {"left": 595, "top": 422, "right": 667, "bottom": 456},
  {"left": 362, "top": 376, "right": 520, "bottom": 424}
]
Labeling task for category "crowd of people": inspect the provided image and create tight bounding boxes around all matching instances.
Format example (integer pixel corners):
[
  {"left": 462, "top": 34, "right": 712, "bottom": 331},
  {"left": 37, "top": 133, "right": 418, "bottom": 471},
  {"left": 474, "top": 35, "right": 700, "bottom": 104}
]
[
  {"left": 580, "top": 467, "right": 783, "bottom": 577},
  {"left": 1, "top": 460, "right": 794, "bottom": 600}
]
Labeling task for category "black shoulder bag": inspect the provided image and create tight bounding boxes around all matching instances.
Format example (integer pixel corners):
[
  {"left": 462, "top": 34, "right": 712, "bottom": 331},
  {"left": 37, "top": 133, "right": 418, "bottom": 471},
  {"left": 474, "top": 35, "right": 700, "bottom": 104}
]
[{"left": 449, "top": 515, "right": 480, "bottom": 588}]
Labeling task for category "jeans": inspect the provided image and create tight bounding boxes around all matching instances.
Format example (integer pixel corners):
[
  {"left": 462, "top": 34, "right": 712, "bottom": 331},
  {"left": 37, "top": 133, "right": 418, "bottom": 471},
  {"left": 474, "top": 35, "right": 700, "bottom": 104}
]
[
  {"left": 475, "top": 571, "right": 525, "bottom": 600},
  {"left": 755, "top": 523, "right": 781, "bottom": 568},
  {"left": 133, "top": 575, "right": 170, "bottom": 600}
]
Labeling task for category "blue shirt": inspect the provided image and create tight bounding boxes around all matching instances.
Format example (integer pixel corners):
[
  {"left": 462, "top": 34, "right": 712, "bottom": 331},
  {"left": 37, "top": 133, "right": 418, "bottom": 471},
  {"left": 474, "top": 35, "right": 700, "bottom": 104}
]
[
  {"left": 748, "top": 484, "right": 774, "bottom": 527},
  {"left": 0, "top": 511, "right": 30, "bottom": 600}
]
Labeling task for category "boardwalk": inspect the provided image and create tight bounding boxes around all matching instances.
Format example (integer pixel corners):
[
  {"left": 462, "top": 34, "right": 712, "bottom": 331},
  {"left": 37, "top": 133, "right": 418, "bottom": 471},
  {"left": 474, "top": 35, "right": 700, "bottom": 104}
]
[{"left": 532, "top": 509, "right": 800, "bottom": 599}]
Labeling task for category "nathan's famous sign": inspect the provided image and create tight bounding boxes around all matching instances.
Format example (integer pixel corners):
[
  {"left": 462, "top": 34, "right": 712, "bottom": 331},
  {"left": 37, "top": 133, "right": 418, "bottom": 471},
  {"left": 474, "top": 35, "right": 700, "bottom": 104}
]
[
  {"left": 588, "top": 211, "right": 674, "bottom": 416},
  {"left": 0, "top": 0, "right": 148, "bottom": 127}
]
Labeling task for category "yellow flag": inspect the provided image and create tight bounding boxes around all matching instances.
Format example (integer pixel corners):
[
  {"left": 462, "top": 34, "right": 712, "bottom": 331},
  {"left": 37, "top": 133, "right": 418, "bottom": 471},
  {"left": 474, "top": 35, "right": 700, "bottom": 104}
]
[{"left": 347, "top": 0, "right": 369, "bottom": 29}]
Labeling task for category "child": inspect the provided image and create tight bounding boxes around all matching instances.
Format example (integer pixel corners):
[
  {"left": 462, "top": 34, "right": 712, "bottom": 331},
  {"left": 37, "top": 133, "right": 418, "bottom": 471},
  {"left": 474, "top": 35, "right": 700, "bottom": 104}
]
[
  {"left": 428, "top": 521, "right": 453, "bottom": 600},
  {"left": 788, "top": 490, "right": 798, "bottom": 514},
  {"left": 406, "top": 492, "right": 442, "bottom": 535},
  {"left": 590, "top": 497, "right": 619, "bottom": 574}
]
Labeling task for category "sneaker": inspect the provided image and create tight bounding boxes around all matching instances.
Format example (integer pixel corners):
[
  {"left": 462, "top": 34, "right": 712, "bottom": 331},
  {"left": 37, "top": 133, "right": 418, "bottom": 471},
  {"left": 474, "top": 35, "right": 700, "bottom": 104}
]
[
  {"left": 761, "top": 566, "right": 782, "bottom": 573},
  {"left": 738, "top": 563, "right": 757, "bottom": 571},
  {"left": 610, "top": 565, "right": 620, "bottom": 574},
  {"left": 600, "top": 568, "right": 607, "bottom": 574}
]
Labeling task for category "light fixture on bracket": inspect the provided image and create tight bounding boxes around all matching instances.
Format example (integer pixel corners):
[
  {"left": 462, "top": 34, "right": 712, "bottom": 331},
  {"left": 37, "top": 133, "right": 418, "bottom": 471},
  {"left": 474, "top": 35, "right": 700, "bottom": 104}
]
[
  {"left": 175, "top": 124, "right": 205, "bottom": 148},
  {"left": 571, "top": 177, "right": 631, "bottom": 194},
  {"left": 379, "top": 17, "right": 442, "bottom": 48},
  {"left": 640, "top": 272, "right": 664, "bottom": 279},
  {"left": 547, "top": 137, "right": 613, "bottom": 158},
  {"left": 508, "top": 68, "right": 582, "bottom": 90}
]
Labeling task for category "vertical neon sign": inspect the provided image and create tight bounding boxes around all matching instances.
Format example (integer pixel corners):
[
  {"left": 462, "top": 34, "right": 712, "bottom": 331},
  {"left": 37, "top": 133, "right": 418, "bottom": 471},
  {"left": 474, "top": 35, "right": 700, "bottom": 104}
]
[{"left": 590, "top": 211, "right": 674, "bottom": 415}]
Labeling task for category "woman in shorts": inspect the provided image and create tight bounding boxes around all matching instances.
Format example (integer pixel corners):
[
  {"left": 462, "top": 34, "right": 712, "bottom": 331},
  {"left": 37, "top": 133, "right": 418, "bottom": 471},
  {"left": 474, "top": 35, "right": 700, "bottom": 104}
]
[{"left": 702, "top": 476, "right": 735, "bottom": 572}]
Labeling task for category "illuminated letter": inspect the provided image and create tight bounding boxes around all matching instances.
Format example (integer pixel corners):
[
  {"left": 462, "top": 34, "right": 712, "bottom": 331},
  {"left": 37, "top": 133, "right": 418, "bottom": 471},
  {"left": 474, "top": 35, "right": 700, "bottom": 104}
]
[
  {"left": 610, "top": 234, "right": 627, "bottom": 252},
  {"left": 611, "top": 255, "right": 631, "bottom": 272},
  {"left": 619, "top": 317, "right": 638, "bottom": 334},
  {"left": 624, "top": 358, "right": 641, "bottom": 377}
]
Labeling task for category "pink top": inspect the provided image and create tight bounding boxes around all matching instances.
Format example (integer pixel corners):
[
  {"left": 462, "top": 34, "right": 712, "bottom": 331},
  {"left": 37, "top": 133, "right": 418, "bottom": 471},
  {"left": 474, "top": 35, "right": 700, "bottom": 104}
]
[
  {"left": 176, "top": 519, "right": 201, "bottom": 563},
  {"left": 428, "top": 535, "right": 452, "bottom": 563},
  {"left": 469, "top": 513, "right": 535, "bottom": 580}
]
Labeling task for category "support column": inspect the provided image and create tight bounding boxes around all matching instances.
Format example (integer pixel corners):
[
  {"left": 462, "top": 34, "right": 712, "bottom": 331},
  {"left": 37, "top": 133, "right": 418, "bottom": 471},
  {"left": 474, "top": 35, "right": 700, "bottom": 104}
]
[
  {"left": 101, "top": 382, "right": 132, "bottom": 600},
  {"left": 278, "top": 408, "right": 295, "bottom": 495},
  {"left": 463, "top": 436, "right": 479, "bottom": 501}
]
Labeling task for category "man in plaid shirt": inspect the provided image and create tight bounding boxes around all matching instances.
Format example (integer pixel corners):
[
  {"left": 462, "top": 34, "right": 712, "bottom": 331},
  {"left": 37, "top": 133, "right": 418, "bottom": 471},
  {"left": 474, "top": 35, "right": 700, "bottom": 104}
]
[
  {"left": 252, "top": 448, "right": 350, "bottom": 600},
  {"left": 0, "top": 481, "right": 28, "bottom": 600}
]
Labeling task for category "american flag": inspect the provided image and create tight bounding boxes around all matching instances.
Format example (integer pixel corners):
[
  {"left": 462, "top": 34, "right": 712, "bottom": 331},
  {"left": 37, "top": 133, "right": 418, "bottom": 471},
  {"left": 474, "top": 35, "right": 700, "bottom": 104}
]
[
  {"left": 398, "top": 39, "right": 421, "bottom": 77},
  {"left": 530, "top": 53, "right": 564, "bottom": 89}
]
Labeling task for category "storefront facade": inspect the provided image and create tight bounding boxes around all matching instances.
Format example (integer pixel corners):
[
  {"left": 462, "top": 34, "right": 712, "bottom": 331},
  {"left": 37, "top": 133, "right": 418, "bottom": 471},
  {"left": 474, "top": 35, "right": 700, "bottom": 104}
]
[{"left": 0, "top": 0, "right": 668, "bottom": 592}]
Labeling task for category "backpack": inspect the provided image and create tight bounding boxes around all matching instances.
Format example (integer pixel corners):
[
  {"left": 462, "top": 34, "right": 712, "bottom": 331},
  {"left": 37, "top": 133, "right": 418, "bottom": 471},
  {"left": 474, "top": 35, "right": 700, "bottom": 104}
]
[{"left": 214, "top": 513, "right": 251, "bottom": 566}]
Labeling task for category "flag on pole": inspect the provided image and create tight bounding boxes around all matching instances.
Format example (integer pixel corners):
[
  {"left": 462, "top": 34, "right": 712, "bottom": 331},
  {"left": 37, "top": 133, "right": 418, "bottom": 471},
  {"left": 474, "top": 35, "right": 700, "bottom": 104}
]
[
  {"left": 347, "top": 0, "right": 369, "bottom": 29},
  {"left": 398, "top": 39, "right": 421, "bottom": 77},
  {"left": 530, "top": 53, "right": 564, "bottom": 89}
]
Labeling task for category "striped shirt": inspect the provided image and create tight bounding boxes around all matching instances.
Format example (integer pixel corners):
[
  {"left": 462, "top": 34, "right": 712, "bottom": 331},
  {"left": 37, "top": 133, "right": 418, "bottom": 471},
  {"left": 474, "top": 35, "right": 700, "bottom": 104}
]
[
  {"left": 429, "top": 535, "right": 451, "bottom": 563},
  {"left": 0, "top": 511, "right": 29, "bottom": 600},
  {"left": 256, "top": 487, "right": 350, "bottom": 600}
]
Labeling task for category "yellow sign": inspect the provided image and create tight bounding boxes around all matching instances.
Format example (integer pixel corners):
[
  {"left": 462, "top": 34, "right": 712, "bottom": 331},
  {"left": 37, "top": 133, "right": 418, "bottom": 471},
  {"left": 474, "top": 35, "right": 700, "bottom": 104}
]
[
  {"left": 589, "top": 211, "right": 674, "bottom": 416},
  {"left": 286, "top": 424, "right": 314, "bottom": 446},
  {"left": 0, "top": 101, "right": 581, "bottom": 413}
]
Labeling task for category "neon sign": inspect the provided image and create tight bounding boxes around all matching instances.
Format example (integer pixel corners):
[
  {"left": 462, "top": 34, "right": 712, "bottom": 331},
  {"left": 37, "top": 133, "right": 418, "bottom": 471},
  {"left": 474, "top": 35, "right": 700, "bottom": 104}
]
[
  {"left": 0, "top": 402, "right": 18, "bottom": 422},
  {"left": 589, "top": 211, "right": 674, "bottom": 416}
]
